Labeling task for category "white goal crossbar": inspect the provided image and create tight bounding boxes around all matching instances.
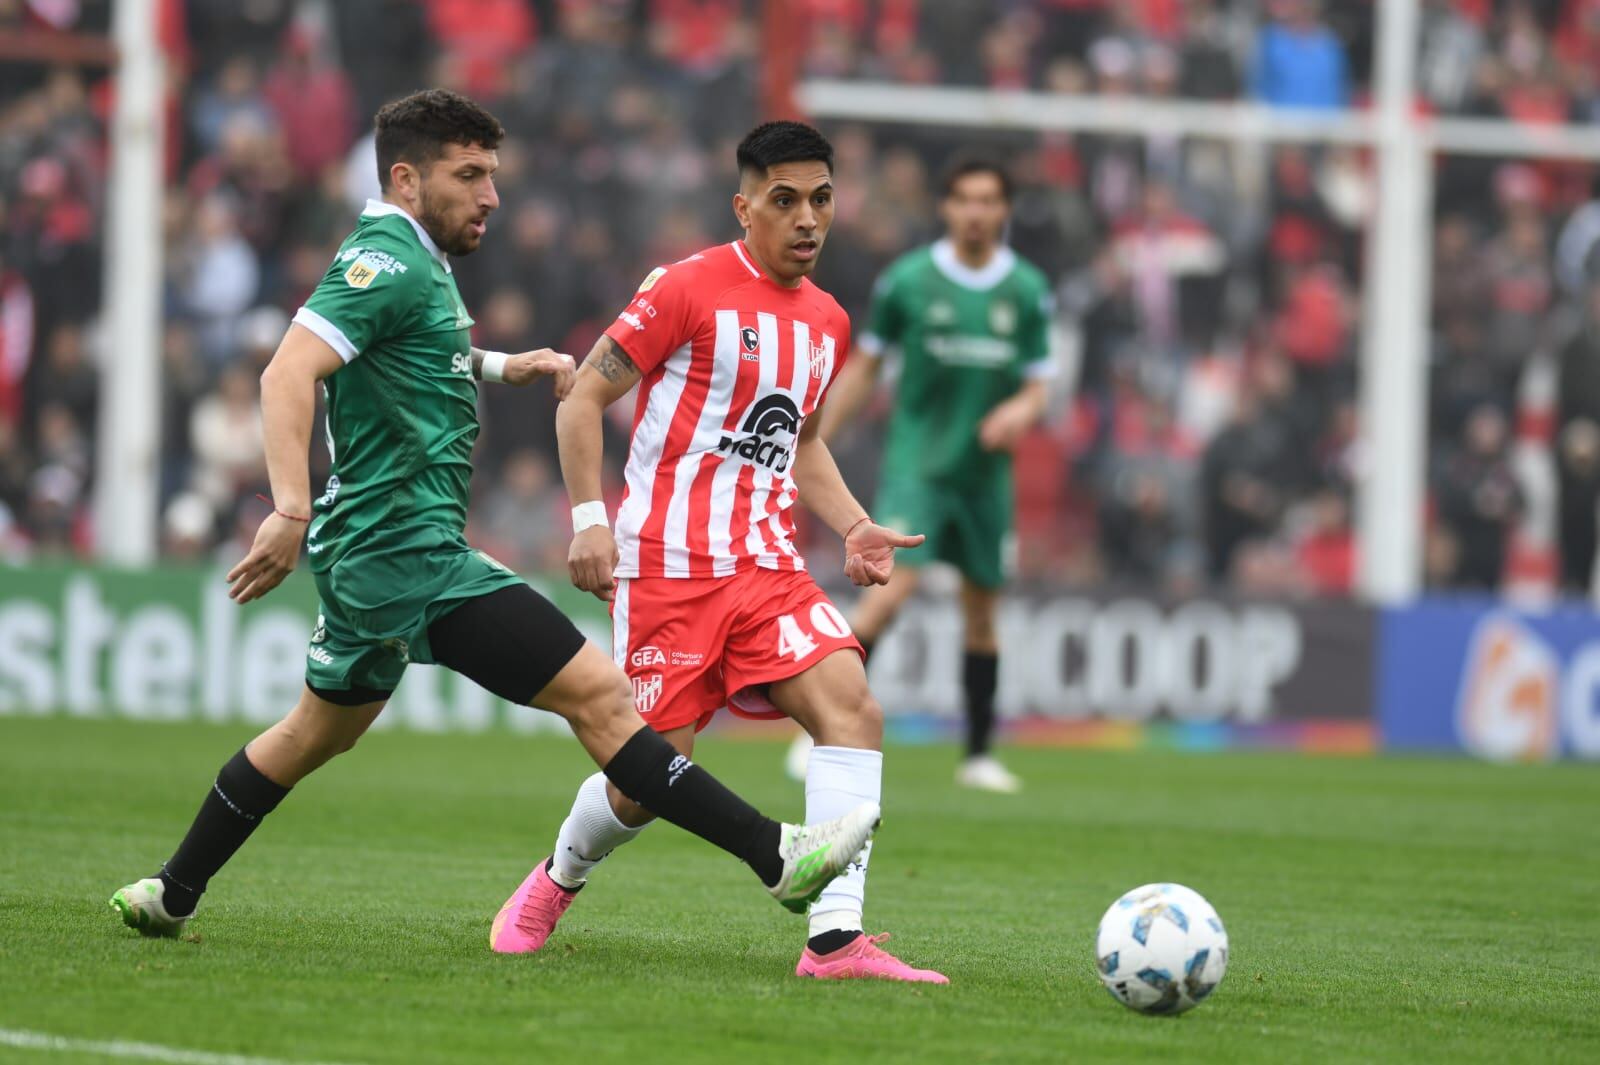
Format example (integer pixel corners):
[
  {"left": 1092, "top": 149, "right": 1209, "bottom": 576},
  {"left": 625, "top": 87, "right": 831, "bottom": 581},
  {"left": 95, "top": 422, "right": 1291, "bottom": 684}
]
[{"left": 798, "top": 81, "right": 1600, "bottom": 161}]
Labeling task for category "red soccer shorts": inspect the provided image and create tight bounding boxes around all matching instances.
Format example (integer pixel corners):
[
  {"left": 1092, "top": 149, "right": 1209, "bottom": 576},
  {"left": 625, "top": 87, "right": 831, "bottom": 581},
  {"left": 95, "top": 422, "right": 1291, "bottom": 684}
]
[{"left": 610, "top": 567, "right": 864, "bottom": 733}]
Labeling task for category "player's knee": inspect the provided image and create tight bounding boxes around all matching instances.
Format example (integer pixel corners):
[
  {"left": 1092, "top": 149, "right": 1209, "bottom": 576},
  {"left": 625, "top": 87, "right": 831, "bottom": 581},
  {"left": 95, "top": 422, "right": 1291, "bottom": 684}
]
[{"left": 813, "top": 687, "right": 883, "bottom": 748}]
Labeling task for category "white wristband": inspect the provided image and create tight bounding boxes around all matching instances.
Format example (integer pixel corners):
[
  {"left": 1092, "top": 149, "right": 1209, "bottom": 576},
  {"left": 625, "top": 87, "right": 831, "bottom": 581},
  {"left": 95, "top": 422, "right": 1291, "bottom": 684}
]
[
  {"left": 480, "top": 350, "right": 510, "bottom": 383},
  {"left": 571, "top": 500, "right": 609, "bottom": 534}
]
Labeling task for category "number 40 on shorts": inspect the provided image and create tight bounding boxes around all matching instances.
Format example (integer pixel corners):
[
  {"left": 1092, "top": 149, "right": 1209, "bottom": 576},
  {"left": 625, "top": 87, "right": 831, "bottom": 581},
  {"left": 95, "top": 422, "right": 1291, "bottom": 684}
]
[{"left": 776, "top": 602, "right": 853, "bottom": 661}]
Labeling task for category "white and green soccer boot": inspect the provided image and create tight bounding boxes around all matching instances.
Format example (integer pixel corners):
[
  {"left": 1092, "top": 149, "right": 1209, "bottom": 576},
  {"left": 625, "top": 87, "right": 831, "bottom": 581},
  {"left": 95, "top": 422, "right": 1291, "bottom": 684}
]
[
  {"left": 109, "top": 878, "right": 191, "bottom": 938},
  {"left": 768, "top": 801, "right": 880, "bottom": 914}
]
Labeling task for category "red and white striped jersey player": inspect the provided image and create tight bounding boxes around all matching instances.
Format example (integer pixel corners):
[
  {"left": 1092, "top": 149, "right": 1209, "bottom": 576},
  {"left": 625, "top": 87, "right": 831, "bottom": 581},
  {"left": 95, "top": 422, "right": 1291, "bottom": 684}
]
[{"left": 490, "top": 122, "right": 948, "bottom": 983}]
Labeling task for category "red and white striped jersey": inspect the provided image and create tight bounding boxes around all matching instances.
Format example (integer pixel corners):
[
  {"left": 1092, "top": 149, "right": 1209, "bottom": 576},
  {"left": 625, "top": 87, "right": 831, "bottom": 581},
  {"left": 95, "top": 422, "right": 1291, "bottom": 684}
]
[{"left": 603, "top": 241, "right": 851, "bottom": 579}]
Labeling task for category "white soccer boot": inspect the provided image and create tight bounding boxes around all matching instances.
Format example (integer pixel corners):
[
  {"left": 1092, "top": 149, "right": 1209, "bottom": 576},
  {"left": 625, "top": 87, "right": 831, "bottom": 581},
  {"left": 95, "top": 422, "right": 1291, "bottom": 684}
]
[
  {"left": 768, "top": 801, "right": 880, "bottom": 913},
  {"left": 956, "top": 754, "right": 1022, "bottom": 794},
  {"left": 109, "top": 877, "right": 192, "bottom": 938}
]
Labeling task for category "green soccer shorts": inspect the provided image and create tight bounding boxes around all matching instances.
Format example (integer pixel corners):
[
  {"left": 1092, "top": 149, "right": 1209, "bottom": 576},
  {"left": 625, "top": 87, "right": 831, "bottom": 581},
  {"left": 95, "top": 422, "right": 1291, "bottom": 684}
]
[
  {"left": 305, "top": 544, "right": 525, "bottom": 698},
  {"left": 875, "top": 476, "right": 1014, "bottom": 590}
]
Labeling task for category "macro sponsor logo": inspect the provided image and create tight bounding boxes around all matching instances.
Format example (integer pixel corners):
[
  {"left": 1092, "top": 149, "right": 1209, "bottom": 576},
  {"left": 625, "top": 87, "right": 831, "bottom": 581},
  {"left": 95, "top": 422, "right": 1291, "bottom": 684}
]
[
  {"left": 718, "top": 394, "right": 800, "bottom": 473},
  {"left": 1455, "top": 615, "right": 1559, "bottom": 763},
  {"left": 307, "top": 646, "right": 335, "bottom": 667}
]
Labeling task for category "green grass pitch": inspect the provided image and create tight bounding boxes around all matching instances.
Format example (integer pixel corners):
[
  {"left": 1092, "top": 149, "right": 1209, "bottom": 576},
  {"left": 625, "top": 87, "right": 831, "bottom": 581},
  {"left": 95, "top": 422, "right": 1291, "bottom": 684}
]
[{"left": 1, "top": 715, "right": 1597, "bottom": 1064}]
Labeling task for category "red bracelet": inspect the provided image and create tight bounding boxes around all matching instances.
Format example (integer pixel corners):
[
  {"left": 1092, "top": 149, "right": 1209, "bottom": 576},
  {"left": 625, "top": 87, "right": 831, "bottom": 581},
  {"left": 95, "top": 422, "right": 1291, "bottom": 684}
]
[
  {"left": 844, "top": 516, "right": 871, "bottom": 540},
  {"left": 257, "top": 493, "right": 311, "bottom": 523}
]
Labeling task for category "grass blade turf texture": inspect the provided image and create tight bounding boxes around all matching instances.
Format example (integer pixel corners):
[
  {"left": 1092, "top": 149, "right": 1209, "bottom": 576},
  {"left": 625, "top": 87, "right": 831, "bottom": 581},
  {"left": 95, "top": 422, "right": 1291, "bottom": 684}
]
[{"left": 1, "top": 717, "right": 1596, "bottom": 1064}]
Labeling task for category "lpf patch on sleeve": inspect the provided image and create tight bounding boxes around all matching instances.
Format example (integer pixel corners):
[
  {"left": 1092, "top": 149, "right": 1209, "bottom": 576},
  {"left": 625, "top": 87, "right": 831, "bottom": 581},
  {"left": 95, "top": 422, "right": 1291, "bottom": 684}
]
[{"left": 344, "top": 257, "right": 380, "bottom": 289}]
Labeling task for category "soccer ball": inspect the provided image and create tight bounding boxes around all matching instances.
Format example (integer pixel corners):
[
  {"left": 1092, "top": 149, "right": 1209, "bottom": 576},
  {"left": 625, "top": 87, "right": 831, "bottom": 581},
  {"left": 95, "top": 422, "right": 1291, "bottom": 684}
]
[{"left": 1095, "top": 883, "right": 1229, "bottom": 1015}]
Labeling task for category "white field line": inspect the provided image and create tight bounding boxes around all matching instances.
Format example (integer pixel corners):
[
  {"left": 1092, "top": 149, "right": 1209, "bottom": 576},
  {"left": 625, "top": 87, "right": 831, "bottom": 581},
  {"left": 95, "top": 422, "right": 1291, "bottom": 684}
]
[{"left": 0, "top": 1028, "right": 364, "bottom": 1065}]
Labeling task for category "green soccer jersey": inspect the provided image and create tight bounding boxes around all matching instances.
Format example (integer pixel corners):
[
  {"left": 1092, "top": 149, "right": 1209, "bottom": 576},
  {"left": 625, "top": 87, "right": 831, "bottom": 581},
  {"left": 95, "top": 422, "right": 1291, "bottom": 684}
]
[
  {"left": 292, "top": 200, "right": 481, "bottom": 576},
  {"left": 863, "top": 239, "right": 1055, "bottom": 487}
]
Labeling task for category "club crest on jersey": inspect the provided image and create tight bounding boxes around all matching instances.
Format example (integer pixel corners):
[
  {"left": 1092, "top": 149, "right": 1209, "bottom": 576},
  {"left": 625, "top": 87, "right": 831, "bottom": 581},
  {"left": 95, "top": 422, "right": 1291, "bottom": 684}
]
[
  {"left": 633, "top": 674, "right": 664, "bottom": 715},
  {"left": 740, "top": 326, "right": 760, "bottom": 359},
  {"left": 809, "top": 342, "right": 829, "bottom": 379},
  {"left": 718, "top": 394, "right": 800, "bottom": 473}
]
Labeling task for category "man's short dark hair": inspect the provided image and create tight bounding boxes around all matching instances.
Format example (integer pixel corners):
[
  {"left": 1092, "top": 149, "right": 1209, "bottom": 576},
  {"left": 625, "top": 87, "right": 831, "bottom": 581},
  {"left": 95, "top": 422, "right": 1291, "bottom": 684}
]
[
  {"left": 374, "top": 89, "right": 505, "bottom": 191},
  {"left": 941, "top": 156, "right": 1013, "bottom": 202},
  {"left": 736, "top": 121, "right": 834, "bottom": 179}
]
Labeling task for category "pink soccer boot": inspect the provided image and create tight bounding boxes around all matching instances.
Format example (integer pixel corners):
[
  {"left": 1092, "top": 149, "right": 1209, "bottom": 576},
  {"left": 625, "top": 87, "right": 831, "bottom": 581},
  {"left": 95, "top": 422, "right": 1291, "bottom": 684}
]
[
  {"left": 490, "top": 858, "right": 580, "bottom": 954},
  {"left": 795, "top": 932, "right": 949, "bottom": 984}
]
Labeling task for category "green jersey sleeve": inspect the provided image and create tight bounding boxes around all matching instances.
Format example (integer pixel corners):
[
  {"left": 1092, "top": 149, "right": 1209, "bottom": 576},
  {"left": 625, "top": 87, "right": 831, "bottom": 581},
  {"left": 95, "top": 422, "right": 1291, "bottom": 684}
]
[
  {"left": 1017, "top": 271, "right": 1058, "bottom": 380},
  {"left": 859, "top": 265, "right": 908, "bottom": 358},
  {"left": 294, "top": 238, "right": 428, "bottom": 362}
]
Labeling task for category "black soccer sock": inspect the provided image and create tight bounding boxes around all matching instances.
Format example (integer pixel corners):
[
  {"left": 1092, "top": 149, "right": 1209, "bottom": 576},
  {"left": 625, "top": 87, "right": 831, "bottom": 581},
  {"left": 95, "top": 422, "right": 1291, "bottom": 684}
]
[
  {"left": 808, "top": 929, "right": 863, "bottom": 955},
  {"left": 157, "top": 746, "right": 289, "bottom": 916},
  {"left": 962, "top": 651, "right": 999, "bottom": 758},
  {"left": 602, "top": 727, "right": 783, "bottom": 886}
]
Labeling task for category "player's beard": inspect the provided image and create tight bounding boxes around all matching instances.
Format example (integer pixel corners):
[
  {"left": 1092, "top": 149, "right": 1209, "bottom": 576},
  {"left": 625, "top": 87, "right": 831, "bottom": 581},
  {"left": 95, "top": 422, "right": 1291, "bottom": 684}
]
[{"left": 417, "top": 185, "right": 479, "bottom": 257}]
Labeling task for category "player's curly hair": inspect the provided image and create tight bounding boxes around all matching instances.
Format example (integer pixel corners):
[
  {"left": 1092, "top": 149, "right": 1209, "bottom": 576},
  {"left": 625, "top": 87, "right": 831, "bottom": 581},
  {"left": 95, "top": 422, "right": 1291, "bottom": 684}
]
[
  {"left": 736, "top": 121, "right": 834, "bottom": 178},
  {"left": 373, "top": 89, "right": 505, "bottom": 190}
]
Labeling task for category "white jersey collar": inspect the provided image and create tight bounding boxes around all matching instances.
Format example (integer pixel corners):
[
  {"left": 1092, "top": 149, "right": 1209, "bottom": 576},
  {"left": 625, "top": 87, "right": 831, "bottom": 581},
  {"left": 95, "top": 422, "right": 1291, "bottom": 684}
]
[
  {"left": 930, "top": 238, "right": 1014, "bottom": 291},
  {"left": 362, "top": 198, "right": 450, "bottom": 272}
]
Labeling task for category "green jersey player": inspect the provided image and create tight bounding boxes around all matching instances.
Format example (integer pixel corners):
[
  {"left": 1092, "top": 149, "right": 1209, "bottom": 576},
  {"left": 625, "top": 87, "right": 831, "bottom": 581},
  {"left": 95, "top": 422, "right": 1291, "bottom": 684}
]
[
  {"left": 803, "top": 158, "right": 1055, "bottom": 793},
  {"left": 110, "top": 90, "right": 877, "bottom": 942}
]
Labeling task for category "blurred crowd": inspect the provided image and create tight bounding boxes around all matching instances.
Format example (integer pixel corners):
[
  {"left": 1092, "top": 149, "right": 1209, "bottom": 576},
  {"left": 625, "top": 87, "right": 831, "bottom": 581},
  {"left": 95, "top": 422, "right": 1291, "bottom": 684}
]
[{"left": 1, "top": 0, "right": 1598, "bottom": 600}]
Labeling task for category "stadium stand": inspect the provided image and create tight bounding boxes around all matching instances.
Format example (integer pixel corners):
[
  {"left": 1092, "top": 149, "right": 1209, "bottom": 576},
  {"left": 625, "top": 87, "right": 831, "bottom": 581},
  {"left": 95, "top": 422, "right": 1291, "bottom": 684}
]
[{"left": 0, "top": 0, "right": 1596, "bottom": 598}]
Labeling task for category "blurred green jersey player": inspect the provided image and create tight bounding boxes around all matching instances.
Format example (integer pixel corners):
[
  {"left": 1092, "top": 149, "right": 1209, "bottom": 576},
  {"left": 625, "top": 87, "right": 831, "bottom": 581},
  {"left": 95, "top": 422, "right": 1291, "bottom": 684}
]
[{"left": 803, "top": 158, "right": 1056, "bottom": 793}]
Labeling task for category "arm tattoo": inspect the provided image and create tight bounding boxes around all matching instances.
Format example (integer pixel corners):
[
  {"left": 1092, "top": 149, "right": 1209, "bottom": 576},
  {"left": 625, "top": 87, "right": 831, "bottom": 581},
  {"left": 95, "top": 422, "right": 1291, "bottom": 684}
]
[
  {"left": 469, "top": 347, "right": 487, "bottom": 381},
  {"left": 587, "top": 336, "right": 638, "bottom": 384}
]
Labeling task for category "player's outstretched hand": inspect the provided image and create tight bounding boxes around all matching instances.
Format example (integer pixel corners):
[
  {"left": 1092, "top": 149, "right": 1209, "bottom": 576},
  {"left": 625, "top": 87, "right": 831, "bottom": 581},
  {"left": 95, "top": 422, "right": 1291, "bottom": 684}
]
[
  {"left": 226, "top": 513, "right": 307, "bottom": 603},
  {"left": 569, "top": 525, "right": 620, "bottom": 602},
  {"left": 843, "top": 521, "right": 925, "bottom": 587},
  {"left": 504, "top": 349, "right": 577, "bottom": 399},
  {"left": 978, "top": 397, "right": 1034, "bottom": 453}
]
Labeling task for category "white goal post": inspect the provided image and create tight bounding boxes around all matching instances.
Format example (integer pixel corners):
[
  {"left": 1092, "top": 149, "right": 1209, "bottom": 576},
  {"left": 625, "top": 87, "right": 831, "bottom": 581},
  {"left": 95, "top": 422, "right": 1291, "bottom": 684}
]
[{"left": 95, "top": 0, "right": 165, "bottom": 563}]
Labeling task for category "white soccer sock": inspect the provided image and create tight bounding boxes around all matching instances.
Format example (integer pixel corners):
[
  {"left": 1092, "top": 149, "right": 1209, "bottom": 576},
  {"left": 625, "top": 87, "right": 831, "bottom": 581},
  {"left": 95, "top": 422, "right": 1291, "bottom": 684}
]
[
  {"left": 805, "top": 745, "right": 883, "bottom": 940},
  {"left": 550, "top": 772, "right": 646, "bottom": 888}
]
